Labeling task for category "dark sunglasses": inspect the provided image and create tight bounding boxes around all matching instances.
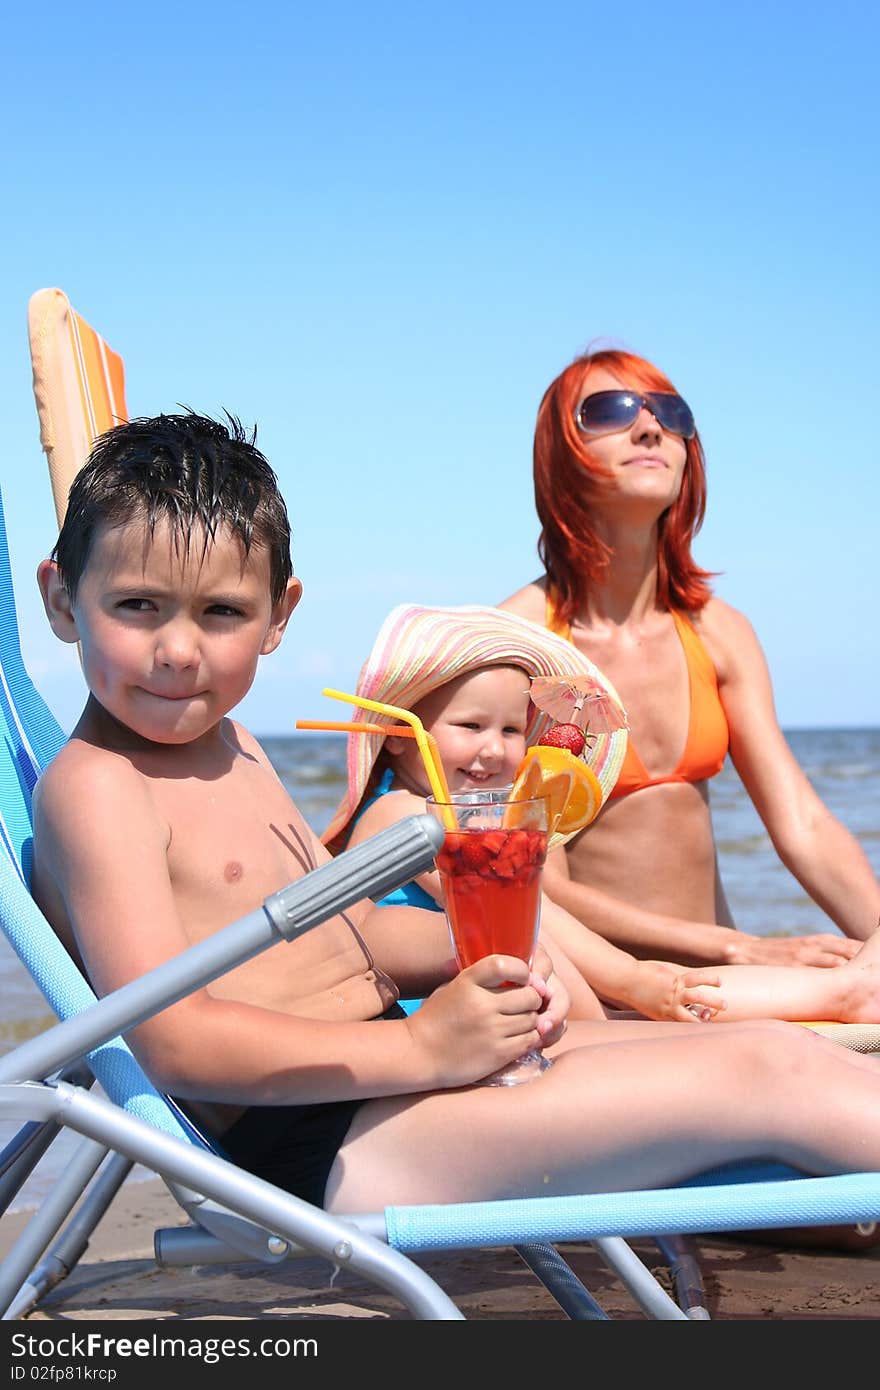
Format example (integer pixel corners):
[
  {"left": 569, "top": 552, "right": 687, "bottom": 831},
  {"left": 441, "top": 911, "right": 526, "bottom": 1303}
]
[{"left": 575, "top": 390, "right": 696, "bottom": 440}]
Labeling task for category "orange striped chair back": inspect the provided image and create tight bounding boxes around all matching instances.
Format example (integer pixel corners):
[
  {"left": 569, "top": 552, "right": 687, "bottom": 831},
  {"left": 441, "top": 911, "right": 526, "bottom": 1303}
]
[{"left": 28, "top": 288, "right": 129, "bottom": 529}]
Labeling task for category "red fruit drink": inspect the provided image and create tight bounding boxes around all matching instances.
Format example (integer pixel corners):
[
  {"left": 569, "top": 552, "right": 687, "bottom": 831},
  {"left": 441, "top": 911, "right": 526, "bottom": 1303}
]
[{"left": 434, "top": 827, "right": 548, "bottom": 969}]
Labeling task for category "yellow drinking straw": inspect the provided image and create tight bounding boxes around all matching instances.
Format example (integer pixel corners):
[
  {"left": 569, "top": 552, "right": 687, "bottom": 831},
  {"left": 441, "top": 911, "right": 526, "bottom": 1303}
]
[{"left": 299, "top": 689, "right": 456, "bottom": 830}]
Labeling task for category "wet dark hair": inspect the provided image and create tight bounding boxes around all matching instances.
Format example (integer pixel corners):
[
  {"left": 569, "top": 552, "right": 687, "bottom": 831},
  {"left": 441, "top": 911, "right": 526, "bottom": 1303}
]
[{"left": 51, "top": 411, "right": 293, "bottom": 604}]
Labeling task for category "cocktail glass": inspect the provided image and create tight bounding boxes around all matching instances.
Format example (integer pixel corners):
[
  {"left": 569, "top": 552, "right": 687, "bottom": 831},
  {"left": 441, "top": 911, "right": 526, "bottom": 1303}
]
[{"left": 426, "top": 786, "right": 551, "bottom": 1087}]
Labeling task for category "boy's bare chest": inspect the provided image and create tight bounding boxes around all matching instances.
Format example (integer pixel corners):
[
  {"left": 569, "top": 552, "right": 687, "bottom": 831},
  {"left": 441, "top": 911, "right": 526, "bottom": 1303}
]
[
  {"left": 143, "top": 757, "right": 380, "bottom": 1012},
  {"left": 155, "top": 761, "right": 304, "bottom": 903}
]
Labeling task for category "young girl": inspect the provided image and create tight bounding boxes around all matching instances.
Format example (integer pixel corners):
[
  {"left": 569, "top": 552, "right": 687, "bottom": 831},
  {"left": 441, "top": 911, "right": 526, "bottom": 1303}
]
[{"left": 323, "top": 603, "right": 880, "bottom": 1029}]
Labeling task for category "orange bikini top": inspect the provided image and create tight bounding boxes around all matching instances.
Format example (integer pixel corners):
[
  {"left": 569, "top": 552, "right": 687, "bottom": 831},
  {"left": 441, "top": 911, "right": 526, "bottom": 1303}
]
[{"left": 545, "top": 597, "right": 729, "bottom": 799}]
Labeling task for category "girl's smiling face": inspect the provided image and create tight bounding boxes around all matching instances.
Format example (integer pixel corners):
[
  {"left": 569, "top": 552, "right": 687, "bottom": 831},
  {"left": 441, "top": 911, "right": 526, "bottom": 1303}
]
[{"left": 387, "top": 665, "right": 531, "bottom": 795}]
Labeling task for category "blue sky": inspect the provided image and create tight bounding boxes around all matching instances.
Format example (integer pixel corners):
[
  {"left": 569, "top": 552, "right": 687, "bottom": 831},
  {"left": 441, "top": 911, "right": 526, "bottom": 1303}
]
[{"left": 1, "top": 0, "right": 877, "bottom": 734}]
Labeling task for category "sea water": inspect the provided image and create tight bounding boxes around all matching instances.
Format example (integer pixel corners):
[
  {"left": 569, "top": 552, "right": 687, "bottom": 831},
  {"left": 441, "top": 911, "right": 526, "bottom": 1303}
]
[{"left": 2, "top": 729, "right": 879, "bottom": 1209}]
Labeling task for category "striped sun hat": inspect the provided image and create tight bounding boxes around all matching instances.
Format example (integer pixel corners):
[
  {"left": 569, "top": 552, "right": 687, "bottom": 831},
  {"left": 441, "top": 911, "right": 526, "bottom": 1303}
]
[{"left": 321, "top": 603, "right": 628, "bottom": 848}]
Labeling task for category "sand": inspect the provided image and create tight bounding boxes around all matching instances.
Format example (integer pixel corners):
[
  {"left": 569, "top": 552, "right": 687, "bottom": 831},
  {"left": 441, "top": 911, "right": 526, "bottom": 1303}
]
[{"left": 2, "top": 1174, "right": 880, "bottom": 1321}]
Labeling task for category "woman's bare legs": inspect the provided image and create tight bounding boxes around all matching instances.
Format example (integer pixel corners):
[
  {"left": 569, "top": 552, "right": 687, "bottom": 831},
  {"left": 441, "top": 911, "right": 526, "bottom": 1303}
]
[{"left": 326, "top": 1018, "right": 880, "bottom": 1212}]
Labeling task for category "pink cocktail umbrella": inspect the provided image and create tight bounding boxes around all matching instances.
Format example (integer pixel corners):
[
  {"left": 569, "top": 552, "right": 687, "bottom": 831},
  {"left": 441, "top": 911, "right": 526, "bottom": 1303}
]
[
  {"left": 527, "top": 675, "right": 630, "bottom": 806},
  {"left": 529, "top": 675, "right": 630, "bottom": 739}
]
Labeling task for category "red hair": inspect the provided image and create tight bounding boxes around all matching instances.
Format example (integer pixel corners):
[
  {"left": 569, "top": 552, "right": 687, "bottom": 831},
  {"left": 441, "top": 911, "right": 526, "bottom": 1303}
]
[{"left": 534, "top": 347, "right": 715, "bottom": 626}]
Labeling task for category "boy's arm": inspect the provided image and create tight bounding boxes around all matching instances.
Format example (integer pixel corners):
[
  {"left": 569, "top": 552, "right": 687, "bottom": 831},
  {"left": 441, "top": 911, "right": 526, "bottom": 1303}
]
[{"left": 35, "top": 749, "right": 544, "bottom": 1100}]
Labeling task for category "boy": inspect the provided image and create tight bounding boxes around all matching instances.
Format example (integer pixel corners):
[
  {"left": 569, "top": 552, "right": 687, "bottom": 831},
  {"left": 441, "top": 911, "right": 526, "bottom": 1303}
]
[{"left": 32, "top": 411, "right": 880, "bottom": 1214}]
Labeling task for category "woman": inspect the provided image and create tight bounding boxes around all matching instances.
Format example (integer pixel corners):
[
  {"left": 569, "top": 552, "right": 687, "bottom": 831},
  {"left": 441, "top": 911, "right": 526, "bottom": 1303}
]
[{"left": 499, "top": 347, "right": 880, "bottom": 967}]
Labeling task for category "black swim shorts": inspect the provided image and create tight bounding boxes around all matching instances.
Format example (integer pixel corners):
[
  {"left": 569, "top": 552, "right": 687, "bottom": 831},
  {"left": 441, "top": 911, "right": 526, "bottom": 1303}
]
[{"left": 217, "top": 1002, "right": 407, "bottom": 1207}]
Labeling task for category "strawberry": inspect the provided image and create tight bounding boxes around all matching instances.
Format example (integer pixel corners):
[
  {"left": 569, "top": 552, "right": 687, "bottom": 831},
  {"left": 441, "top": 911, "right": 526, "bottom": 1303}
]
[{"left": 538, "top": 723, "right": 586, "bottom": 757}]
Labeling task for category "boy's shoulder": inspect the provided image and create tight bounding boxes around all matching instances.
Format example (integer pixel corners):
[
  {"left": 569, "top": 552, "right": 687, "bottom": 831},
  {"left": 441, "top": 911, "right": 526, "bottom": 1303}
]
[
  {"left": 36, "top": 716, "right": 276, "bottom": 803},
  {"left": 38, "top": 733, "right": 143, "bottom": 791},
  {"left": 224, "top": 716, "right": 274, "bottom": 764},
  {"left": 34, "top": 735, "right": 157, "bottom": 826},
  {"left": 33, "top": 735, "right": 172, "bottom": 887}
]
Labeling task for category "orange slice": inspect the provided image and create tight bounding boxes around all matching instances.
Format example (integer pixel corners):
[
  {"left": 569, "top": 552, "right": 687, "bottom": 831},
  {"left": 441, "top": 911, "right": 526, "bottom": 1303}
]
[{"left": 510, "top": 745, "right": 602, "bottom": 848}]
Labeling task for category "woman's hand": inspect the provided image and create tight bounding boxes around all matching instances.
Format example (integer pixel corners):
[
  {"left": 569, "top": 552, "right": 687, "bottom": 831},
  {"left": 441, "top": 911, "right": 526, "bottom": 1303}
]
[
  {"left": 722, "top": 932, "right": 859, "bottom": 968},
  {"left": 406, "top": 955, "right": 545, "bottom": 1087}
]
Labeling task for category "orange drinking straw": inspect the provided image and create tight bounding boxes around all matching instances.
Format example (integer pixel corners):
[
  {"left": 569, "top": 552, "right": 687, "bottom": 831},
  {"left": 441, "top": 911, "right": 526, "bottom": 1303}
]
[
  {"left": 297, "top": 720, "right": 419, "bottom": 739},
  {"left": 297, "top": 718, "right": 436, "bottom": 753},
  {"left": 305, "top": 688, "right": 456, "bottom": 830}
]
